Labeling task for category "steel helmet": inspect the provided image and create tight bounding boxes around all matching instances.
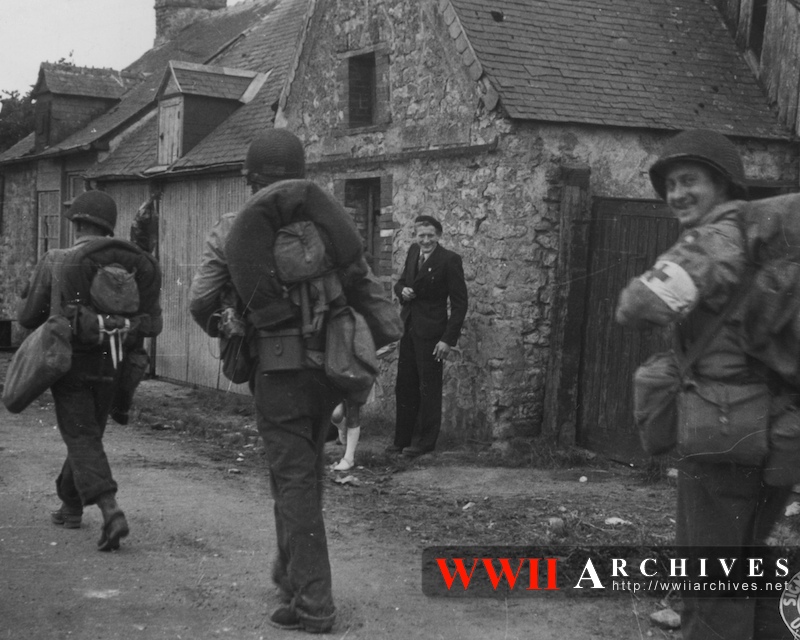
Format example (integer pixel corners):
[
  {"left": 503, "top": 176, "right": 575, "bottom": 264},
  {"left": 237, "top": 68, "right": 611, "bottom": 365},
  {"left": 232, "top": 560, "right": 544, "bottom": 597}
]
[
  {"left": 242, "top": 129, "right": 305, "bottom": 185},
  {"left": 649, "top": 129, "right": 748, "bottom": 201},
  {"left": 66, "top": 190, "right": 118, "bottom": 234}
]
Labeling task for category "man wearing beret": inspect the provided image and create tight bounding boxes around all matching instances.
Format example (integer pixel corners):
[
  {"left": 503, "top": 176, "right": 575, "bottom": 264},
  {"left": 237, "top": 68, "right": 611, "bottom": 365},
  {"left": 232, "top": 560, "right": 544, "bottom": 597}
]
[{"left": 391, "top": 214, "right": 468, "bottom": 458}]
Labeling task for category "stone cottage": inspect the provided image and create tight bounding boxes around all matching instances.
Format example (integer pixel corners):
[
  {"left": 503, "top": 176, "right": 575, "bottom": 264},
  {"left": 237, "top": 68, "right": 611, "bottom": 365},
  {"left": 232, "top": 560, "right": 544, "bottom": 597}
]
[{"left": 0, "top": 0, "right": 796, "bottom": 457}]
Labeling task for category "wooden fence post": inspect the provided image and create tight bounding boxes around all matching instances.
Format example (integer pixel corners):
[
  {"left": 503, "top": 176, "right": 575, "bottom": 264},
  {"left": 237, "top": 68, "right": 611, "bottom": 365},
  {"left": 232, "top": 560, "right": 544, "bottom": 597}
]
[{"left": 542, "top": 163, "right": 591, "bottom": 446}]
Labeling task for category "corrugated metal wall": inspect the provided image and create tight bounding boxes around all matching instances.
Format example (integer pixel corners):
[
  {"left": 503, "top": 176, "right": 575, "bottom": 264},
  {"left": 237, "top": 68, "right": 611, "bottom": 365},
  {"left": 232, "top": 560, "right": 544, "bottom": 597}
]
[{"left": 157, "top": 175, "right": 250, "bottom": 393}]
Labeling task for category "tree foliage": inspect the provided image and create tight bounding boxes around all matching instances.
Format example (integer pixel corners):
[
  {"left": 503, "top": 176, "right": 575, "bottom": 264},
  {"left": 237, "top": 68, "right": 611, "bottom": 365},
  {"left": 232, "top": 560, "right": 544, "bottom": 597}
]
[{"left": 0, "top": 88, "right": 35, "bottom": 154}]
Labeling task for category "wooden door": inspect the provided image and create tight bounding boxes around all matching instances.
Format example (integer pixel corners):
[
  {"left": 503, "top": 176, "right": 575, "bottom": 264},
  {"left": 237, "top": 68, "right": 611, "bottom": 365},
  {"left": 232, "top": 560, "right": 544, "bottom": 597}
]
[{"left": 576, "top": 198, "right": 677, "bottom": 461}]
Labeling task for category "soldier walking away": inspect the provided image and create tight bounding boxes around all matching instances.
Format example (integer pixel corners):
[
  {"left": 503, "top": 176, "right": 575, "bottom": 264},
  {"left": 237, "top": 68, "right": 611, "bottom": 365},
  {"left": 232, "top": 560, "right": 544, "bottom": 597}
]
[
  {"left": 192, "top": 128, "right": 400, "bottom": 633},
  {"left": 17, "top": 190, "right": 163, "bottom": 551}
]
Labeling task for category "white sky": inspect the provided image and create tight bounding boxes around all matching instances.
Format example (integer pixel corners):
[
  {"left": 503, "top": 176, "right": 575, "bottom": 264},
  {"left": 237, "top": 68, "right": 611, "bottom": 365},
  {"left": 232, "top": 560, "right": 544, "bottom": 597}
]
[{"left": 0, "top": 0, "right": 245, "bottom": 97}]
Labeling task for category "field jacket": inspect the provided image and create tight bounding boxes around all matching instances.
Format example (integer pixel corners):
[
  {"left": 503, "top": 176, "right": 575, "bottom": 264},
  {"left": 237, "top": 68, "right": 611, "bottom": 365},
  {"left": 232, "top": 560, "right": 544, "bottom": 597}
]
[
  {"left": 188, "top": 212, "right": 239, "bottom": 336},
  {"left": 18, "top": 236, "right": 163, "bottom": 352},
  {"left": 616, "top": 202, "right": 764, "bottom": 383}
]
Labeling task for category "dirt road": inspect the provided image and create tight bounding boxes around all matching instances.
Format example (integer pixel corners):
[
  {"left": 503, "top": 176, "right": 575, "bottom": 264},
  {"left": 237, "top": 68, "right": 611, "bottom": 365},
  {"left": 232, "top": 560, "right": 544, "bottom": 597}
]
[{"left": 1, "top": 364, "right": 693, "bottom": 639}]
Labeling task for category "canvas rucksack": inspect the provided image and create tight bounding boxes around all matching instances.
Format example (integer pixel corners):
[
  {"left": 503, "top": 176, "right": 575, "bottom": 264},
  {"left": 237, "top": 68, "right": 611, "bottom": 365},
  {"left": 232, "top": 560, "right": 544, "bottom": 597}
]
[
  {"left": 736, "top": 194, "right": 800, "bottom": 389},
  {"left": 272, "top": 220, "right": 343, "bottom": 337},
  {"left": 267, "top": 220, "right": 380, "bottom": 396},
  {"left": 90, "top": 263, "right": 140, "bottom": 315},
  {"left": 273, "top": 221, "right": 332, "bottom": 284},
  {"left": 56, "top": 238, "right": 155, "bottom": 368}
]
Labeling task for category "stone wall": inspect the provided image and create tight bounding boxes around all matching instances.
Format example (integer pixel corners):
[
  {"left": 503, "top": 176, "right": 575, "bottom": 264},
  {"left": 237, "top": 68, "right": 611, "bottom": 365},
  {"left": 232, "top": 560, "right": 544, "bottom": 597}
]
[{"left": 0, "top": 164, "right": 37, "bottom": 343}]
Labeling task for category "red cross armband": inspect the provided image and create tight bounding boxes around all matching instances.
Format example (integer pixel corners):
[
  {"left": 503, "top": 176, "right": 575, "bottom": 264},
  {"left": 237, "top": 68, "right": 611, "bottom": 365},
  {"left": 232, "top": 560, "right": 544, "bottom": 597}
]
[{"left": 639, "top": 260, "right": 699, "bottom": 316}]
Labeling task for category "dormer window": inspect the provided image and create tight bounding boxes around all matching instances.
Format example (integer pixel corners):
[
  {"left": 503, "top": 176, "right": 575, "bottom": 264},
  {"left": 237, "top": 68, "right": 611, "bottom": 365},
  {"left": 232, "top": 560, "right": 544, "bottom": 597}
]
[
  {"left": 31, "top": 63, "right": 124, "bottom": 153},
  {"left": 156, "top": 61, "right": 268, "bottom": 165}
]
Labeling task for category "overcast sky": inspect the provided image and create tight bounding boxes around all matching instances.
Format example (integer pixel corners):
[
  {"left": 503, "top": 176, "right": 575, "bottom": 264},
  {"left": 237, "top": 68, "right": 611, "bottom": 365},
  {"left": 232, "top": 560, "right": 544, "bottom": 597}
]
[{"left": 0, "top": 0, "right": 245, "bottom": 97}]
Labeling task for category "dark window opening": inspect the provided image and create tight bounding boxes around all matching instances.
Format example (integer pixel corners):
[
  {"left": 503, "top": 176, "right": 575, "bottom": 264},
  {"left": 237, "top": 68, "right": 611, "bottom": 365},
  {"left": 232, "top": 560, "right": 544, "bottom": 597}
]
[
  {"left": 34, "top": 101, "right": 51, "bottom": 149},
  {"left": 344, "top": 178, "right": 381, "bottom": 272},
  {"left": 348, "top": 53, "right": 376, "bottom": 128},
  {"left": 750, "top": 0, "right": 768, "bottom": 59}
]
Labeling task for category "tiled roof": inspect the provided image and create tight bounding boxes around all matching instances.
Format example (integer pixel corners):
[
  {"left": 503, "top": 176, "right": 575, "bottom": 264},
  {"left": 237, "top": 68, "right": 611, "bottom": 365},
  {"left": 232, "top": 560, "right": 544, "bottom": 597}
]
[
  {"left": 448, "top": 0, "right": 789, "bottom": 139},
  {"left": 89, "top": 0, "right": 309, "bottom": 177},
  {"left": 1, "top": 0, "right": 280, "bottom": 165},
  {"left": 33, "top": 63, "right": 127, "bottom": 100}
]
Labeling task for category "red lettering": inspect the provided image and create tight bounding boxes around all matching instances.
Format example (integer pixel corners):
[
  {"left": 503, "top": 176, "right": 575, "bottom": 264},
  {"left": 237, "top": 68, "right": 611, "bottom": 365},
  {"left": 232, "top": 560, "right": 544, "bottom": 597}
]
[
  {"left": 528, "top": 558, "right": 559, "bottom": 590},
  {"left": 436, "top": 558, "right": 479, "bottom": 590},
  {"left": 482, "top": 558, "right": 526, "bottom": 589}
]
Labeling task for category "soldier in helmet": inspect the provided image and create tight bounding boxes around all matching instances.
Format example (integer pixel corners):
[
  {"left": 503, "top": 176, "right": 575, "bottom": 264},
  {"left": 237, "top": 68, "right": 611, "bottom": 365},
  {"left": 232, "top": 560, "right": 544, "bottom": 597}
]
[
  {"left": 17, "top": 190, "right": 162, "bottom": 552},
  {"left": 190, "top": 129, "right": 401, "bottom": 634},
  {"left": 616, "top": 130, "right": 791, "bottom": 638}
]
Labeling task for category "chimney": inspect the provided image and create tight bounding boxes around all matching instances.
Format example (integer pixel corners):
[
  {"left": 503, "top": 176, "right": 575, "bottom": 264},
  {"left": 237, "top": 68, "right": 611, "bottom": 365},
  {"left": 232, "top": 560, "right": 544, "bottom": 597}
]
[{"left": 154, "top": 0, "right": 227, "bottom": 46}]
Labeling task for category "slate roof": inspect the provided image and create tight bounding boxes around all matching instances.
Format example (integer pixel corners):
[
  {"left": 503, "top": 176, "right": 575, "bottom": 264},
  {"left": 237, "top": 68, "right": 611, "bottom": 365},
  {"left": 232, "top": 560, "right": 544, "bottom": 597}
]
[
  {"left": 0, "top": 133, "right": 34, "bottom": 164},
  {"left": 87, "top": 0, "right": 309, "bottom": 178},
  {"left": 448, "top": 0, "right": 790, "bottom": 139},
  {"left": 33, "top": 63, "right": 127, "bottom": 100},
  {"left": 0, "top": 0, "right": 281, "bottom": 166},
  {"left": 164, "top": 62, "right": 260, "bottom": 100},
  {"left": 89, "top": 118, "right": 159, "bottom": 179}
]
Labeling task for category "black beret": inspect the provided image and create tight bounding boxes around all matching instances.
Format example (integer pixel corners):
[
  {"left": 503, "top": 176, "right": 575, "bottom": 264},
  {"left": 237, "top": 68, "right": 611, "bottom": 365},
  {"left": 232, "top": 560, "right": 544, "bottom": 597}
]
[{"left": 414, "top": 215, "right": 442, "bottom": 234}]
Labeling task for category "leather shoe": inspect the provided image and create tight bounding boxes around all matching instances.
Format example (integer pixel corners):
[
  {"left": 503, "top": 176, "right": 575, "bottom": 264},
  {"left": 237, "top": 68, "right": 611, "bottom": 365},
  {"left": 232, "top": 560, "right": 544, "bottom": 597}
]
[
  {"left": 268, "top": 606, "right": 335, "bottom": 634},
  {"left": 268, "top": 606, "right": 301, "bottom": 631},
  {"left": 402, "top": 446, "right": 433, "bottom": 459},
  {"left": 384, "top": 444, "right": 404, "bottom": 454},
  {"left": 51, "top": 504, "right": 83, "bottom": 529},
  {"left": 97, "top": 511, "right": 129, "bottom": 551}
]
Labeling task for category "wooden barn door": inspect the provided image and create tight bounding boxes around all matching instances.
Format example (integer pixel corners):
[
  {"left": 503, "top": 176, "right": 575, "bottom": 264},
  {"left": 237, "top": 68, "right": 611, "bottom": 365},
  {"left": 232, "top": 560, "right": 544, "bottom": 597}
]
[{"left": 576, "top": 198, "right": 677, "bottom": 461}]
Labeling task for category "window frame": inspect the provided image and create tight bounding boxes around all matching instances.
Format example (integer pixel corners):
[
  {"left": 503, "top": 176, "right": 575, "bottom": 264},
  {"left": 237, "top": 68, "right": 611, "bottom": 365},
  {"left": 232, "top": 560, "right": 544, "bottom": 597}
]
[
  {"left": 37, "top": 190, "right": 62, "bottom": 258},
  {"left": 337, "top": 45, "right": 391, "bottom": 134}
]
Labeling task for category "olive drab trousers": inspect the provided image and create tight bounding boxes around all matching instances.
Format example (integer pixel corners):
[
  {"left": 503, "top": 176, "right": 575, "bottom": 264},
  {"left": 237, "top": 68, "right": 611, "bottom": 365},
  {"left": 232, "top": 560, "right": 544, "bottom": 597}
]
[
  {"left": 253, "top": 368, "right": 341, "bottom": 627},
  {"left": 677, "top": 461, "right": 793, "bottom": 640},
  {"left": 51, "top": 351, "right": 121, "bottom": 507}
]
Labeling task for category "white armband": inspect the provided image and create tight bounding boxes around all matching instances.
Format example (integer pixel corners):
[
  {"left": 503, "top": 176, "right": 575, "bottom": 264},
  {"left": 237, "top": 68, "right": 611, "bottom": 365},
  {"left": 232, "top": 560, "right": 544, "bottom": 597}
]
[{"left": 639, "top": 260, "right": 698, "bottom": 315}]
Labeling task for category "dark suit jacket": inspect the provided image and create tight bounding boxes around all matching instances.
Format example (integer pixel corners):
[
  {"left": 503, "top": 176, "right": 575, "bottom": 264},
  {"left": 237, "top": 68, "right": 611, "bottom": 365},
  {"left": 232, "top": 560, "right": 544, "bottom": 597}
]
[{"left": 394, "top": 243, "right": 468, "bottom": 346}]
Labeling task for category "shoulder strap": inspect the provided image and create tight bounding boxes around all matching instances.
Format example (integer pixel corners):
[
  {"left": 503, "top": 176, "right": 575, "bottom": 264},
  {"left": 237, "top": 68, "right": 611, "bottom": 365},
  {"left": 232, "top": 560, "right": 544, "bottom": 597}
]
[
  {"left": 49, "top": 249, "right": 71, "bottom": 316},
  {"left": 679, "top": 268, "right": 755, "bottom": 376}
]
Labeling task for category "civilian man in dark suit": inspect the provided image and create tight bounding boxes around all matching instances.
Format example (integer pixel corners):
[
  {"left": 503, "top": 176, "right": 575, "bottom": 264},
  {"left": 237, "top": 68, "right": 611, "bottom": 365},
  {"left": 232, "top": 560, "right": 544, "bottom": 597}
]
[{"left": 391, "top": 215, "right": 468, "bottom": 458}]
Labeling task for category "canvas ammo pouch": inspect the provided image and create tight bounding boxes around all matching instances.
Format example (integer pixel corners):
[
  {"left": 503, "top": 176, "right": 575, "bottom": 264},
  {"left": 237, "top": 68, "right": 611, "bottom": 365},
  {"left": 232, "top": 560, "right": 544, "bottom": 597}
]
[
  {"left": 632, "top": 351, "right": 681, "bottom": 456},
  {"left": 257, "top": 328, "right": 305, "bottom": 372},
  {"left": 676, "top": 379, "right": 770, "bottom": 465}
]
